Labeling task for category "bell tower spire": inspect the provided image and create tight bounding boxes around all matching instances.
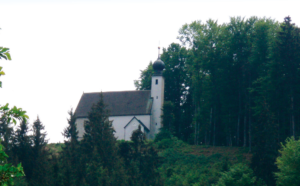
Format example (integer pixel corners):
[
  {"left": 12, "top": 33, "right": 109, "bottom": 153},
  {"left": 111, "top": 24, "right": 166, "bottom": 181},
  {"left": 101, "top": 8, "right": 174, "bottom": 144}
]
[{"left": 150, "top": 47, "right": 165, "bottom": 138}]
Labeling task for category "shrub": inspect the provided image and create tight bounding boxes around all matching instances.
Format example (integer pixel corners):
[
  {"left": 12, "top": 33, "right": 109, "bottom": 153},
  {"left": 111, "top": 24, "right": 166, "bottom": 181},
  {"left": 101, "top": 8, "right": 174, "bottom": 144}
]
[{"left": 275, "top": 137, "right": 300, "bottom": 186}]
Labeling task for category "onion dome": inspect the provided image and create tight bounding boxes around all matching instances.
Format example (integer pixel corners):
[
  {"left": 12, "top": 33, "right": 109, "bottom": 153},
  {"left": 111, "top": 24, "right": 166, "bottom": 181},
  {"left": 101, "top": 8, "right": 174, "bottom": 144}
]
[{"left": 153, "top": 57, "right": 165, "bottom": 71}]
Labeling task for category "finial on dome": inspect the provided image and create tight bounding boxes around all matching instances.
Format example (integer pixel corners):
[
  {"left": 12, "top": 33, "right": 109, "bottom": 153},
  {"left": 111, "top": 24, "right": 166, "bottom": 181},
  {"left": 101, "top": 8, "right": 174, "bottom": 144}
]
[
  {"left": 153, "top": 47, "right": 165, "bottom": 75},
  {"left": 158, "top": 46, "right": 161, "bottom": 59}
]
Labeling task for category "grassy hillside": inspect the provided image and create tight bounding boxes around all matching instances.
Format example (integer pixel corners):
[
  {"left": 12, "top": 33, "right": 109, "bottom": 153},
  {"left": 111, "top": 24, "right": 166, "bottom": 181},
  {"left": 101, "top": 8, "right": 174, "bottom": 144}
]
[
  {"left": 154, "top": 136, "right": 252, "bottom": 186},
  {"left": 47, "top": 138, "right": 251, "bottom": 186}
]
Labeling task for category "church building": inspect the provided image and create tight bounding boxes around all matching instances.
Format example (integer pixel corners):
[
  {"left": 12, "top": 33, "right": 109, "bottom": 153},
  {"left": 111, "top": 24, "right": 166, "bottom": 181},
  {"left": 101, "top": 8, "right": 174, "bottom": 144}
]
[{"left": 74, "top": 53, "right": 165, "bottom": 140}]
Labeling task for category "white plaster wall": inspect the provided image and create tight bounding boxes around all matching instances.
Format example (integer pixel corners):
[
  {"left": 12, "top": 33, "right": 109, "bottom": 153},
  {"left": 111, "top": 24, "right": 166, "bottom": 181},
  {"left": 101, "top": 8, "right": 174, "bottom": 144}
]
[
  {"left": 124, "top": 119, "right": 145, "bottom": 141},
  {"left": 76, "top": 115, "right": 150, "bottom": 140},
  {"left": 110, "top": 115, "right": 150, "bottom": 140},
  {"left": 151, "top": 76, "right": 164, "bottom": 137},
  {"left": 76, "top": 118, "right": 86, "bottom": 140}
]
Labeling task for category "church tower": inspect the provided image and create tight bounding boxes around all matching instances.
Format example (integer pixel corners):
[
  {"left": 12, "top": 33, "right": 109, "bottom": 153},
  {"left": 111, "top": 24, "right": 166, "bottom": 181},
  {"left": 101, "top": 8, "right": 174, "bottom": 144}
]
[{"left": 151, "top": 47, "right": 165, "bottom": 137}]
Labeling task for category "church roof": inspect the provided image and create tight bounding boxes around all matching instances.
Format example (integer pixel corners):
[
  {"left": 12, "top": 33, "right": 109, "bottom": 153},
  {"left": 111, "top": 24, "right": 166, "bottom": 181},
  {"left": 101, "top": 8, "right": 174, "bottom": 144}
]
[{"left": 75, "top": 90, "right": 153, "bottom": 118}]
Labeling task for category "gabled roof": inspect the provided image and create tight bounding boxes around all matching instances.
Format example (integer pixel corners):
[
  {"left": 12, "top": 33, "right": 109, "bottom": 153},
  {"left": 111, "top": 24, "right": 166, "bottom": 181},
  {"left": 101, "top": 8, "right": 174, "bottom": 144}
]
[
  {"left": 124, "top": 116, "right": 150, "bottom": 131},
  {"left": 75, "top": 90, "right": 152, "bottom": 118}
]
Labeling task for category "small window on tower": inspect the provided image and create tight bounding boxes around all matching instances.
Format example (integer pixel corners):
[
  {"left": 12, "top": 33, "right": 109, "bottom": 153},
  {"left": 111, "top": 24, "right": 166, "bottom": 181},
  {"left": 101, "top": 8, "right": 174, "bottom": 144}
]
[
  {"left": 156, "top": 79, "right": 158, "bottom": 84},
  {"left": 156, "top": 123, "right": 157, "bottom": 125},
  {"left": 156, "top": 96, "right": 158, "bottom": 99}
]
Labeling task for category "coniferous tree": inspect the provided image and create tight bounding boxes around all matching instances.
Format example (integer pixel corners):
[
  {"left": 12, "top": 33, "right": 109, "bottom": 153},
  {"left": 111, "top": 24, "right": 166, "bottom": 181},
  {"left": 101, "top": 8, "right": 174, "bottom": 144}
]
[
  {"left": 273, "top": 16, "right": 300, "bottom": 140},
  {"left": 81, "top": 93, "right": 127, "bottom": 186},
  {"left": 119, "top": 125, "right": 162, "bottom": 186},
  {"left": 13, "top": 119, "right": 32, "bottom": 183},
  {"left": 61, "top": 109, "right": 80, "bottom": 186},
  {"left": 0, "top": 114, "right": 14, "bottom": 153},
  {"left": 30, "top": 116, "right": 51, "bottom": 186}
]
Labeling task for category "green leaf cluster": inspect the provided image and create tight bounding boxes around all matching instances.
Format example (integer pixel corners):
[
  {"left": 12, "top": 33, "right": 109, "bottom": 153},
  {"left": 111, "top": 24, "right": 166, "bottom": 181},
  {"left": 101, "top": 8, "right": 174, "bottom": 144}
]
[
  {"left": 0, "top": 46, "right": 11, "bottom": 88},
  {"left": 214, "top": 163, "right": 264, "bottom": 186},
  {"left": 0, "top": 143, "right": 24, "bottom": 186},
  {"left": 275, "top": 137, "right": 300, "bottom": 186},
  {"left": 0, "top": 104, "right": 29, "bottom": 124}
]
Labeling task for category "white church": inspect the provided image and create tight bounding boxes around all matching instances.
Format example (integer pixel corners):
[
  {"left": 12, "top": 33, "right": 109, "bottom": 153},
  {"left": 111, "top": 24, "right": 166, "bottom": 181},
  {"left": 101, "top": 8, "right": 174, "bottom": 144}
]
[{"left": 74, "top": 54, "right": 165, "bottom": 140}]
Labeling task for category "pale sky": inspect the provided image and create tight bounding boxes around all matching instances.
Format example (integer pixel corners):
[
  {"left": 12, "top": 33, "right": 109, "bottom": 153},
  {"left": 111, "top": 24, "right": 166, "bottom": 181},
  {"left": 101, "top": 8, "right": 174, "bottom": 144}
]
[{"left": 0, "top": 0, "right": 299, "bottom": 143}]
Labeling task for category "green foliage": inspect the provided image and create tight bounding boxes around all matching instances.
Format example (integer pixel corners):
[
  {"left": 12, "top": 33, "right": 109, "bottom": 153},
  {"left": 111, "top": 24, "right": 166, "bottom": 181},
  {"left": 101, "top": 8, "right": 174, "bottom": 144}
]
[
  {"left": 0, "top": 46, "right": 11, "bottom": 88},
  {"left": 214, "top": 163, "right": 264, "bottom": 186},
  {"left": 0, "top": 47, "right": 11, "bottom": 61},
  {"left": 155, "top": 136, "right": 187, "bottom": 150},
  {"left": 12, "top": 177, "right": 28, "bottom": 186},
  {"left": 275, "top": 137, "right": 300, "bottom": 186},
  {"left": 154, "top": 128, "right": 173, "bottom": 143},
  {"left": 159, "top": 148, "right": 222, "bottom": 186},
  {"left": 153, "top": 129, "right": 253, "bottom": 186},
  {"left": 81, "top": 93, "right": 127, "bottom": 186},
  {"left": 12, "top": 120, "right": 32, "bottom": 182},
  {"left": 60, "top": 109, "right": 80, "bottom": 186},
  {"left": 134, "top": 62, "right": 154, "bottom": 90},
  {"left": 0, "top": 37, "right": 26, "bottom": 185},
  {"left": 29, "top": 117, "right": 52, "bottom": 186},
  {"left": 0, "top": 143, "right": 24, "bottom": 186},
  {"left": 119, "top": 126, "right": 163, "bottom": 186},
  {"left": 0, "top": 104, "right": 28, "bottom": 125},
  {"left": 161, "top": 101, "right": 175, "bottom": 133},
  {"left": 160, "top": 43, "right": 192, "bottom": 140}
]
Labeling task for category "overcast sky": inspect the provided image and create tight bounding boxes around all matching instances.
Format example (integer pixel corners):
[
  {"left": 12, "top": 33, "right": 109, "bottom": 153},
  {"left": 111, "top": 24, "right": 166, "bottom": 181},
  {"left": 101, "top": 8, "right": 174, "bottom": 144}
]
[{"left": 0, "top": 0, "right": 299, "bottom": 143}]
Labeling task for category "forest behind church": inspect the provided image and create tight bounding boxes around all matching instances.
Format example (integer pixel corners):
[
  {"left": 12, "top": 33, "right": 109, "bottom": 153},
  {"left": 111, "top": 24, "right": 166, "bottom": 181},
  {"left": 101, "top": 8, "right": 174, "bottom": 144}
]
[{"left": 2, "top": 16, "right": 300, "bottom": 186}]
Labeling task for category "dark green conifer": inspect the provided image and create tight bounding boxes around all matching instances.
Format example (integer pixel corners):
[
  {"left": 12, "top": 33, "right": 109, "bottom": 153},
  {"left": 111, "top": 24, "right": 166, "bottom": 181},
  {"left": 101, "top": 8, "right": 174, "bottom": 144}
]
[
  {"left": 81, "top": 93, "right": 127, "bottom": 186},
  {"left": 61, "top": 109, "right": 80, "bottom": 186},
  {"left": 13, "top": 119, "right": 32, "bottom": 182},
  {"left": 120, "top": 125, "right": 162, "bottom": 186},
  {"left": 30, "top": 116, "right": 51, "bottom": 186}
]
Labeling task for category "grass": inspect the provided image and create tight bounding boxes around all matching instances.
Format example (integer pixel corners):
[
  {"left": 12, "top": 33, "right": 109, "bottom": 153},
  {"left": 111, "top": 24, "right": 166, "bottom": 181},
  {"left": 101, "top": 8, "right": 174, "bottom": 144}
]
[{"left": 155, "top": 137, "right": 252, "bottom": 186}]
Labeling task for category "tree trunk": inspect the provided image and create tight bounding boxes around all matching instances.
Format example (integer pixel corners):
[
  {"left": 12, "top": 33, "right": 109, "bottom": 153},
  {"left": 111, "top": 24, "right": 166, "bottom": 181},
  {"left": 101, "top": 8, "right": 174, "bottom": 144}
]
[
  {"left": 249, "top": 106, "right": 252, "bottom": 152},
  {"left": 249, "top": 74, "right": 251, "bottom": 152},
  {"left": 213, "top": 106, "right": 216, "bottom": 146},
  {"left": 291, "top": 96, "right": 295, "bottom": 137},
  {"left": 277, "top": 111, "right": 280, "bottom": 143},
  {"left": 237, "top": 90, "right": 241, "bottom": 146},
  {"left": 205, "top": 131, "right": 207, "bottom": 145},
  {"left": 194, "top": 103, "right": 197, "bottom": 145},
  {"left": 243, "top": 114, "right": 247, "bottom": 147},
  {"left": 237, "top": 117, "right": 240, "bottom": 146},
  {"left": 209, "top": 107, "right": 212, "bottom": 145}
]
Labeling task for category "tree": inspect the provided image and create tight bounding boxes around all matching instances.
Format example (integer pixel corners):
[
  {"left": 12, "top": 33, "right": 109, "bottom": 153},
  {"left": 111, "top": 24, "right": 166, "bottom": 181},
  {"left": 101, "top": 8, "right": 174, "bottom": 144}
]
[
  {"left": 30, "top": 117, "right": 51, "bottom": 186},
  {"left": 60, "top": 109, "right": 80, "bottom": 186},
  {"left": 119, "top": 125, "right": 162, "bottom": 186},
  {"left": 161, "top": 43, "right": 192, "bottom": 140},
  {"left": 134, "top": 62, "right": 154, "bottom": 90},
  {"left": 0, "top": 113, "right": 14, "bottom": 153},
  {"left": 0, "top": 142, "right": 24, "bottom": 186},
  {"left": 161, "top": 101, "right": 175, "bottom": 133},
  {"left": 275, "top": 137, "right": 300, "bottom": 186},
  {"left": 0, "top": 46, "right": 11, "bottom": 88},
  {"left": 273, "top": 16, "right": 300, "bottom": 139},
  {"left": 0, "top": 36, "right": 28, "bottom": 185},
  {"left": 81, "top": 93, "right": 127, "bottom": 186},
  {"left": 249, "top": 18, "right": 280, "bottom": 186},
  {"left": 214, "top": 163, "right": 264, "bottom": 186},
  {"left": 13, "top": 119, "right": 32, "bottom": 182}
]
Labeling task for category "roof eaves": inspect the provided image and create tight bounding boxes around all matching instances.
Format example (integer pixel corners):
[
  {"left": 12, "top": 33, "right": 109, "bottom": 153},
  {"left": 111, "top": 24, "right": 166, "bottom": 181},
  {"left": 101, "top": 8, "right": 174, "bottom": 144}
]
[{"left": 124, "top": 116, "right": 150, "bottom": 131}]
